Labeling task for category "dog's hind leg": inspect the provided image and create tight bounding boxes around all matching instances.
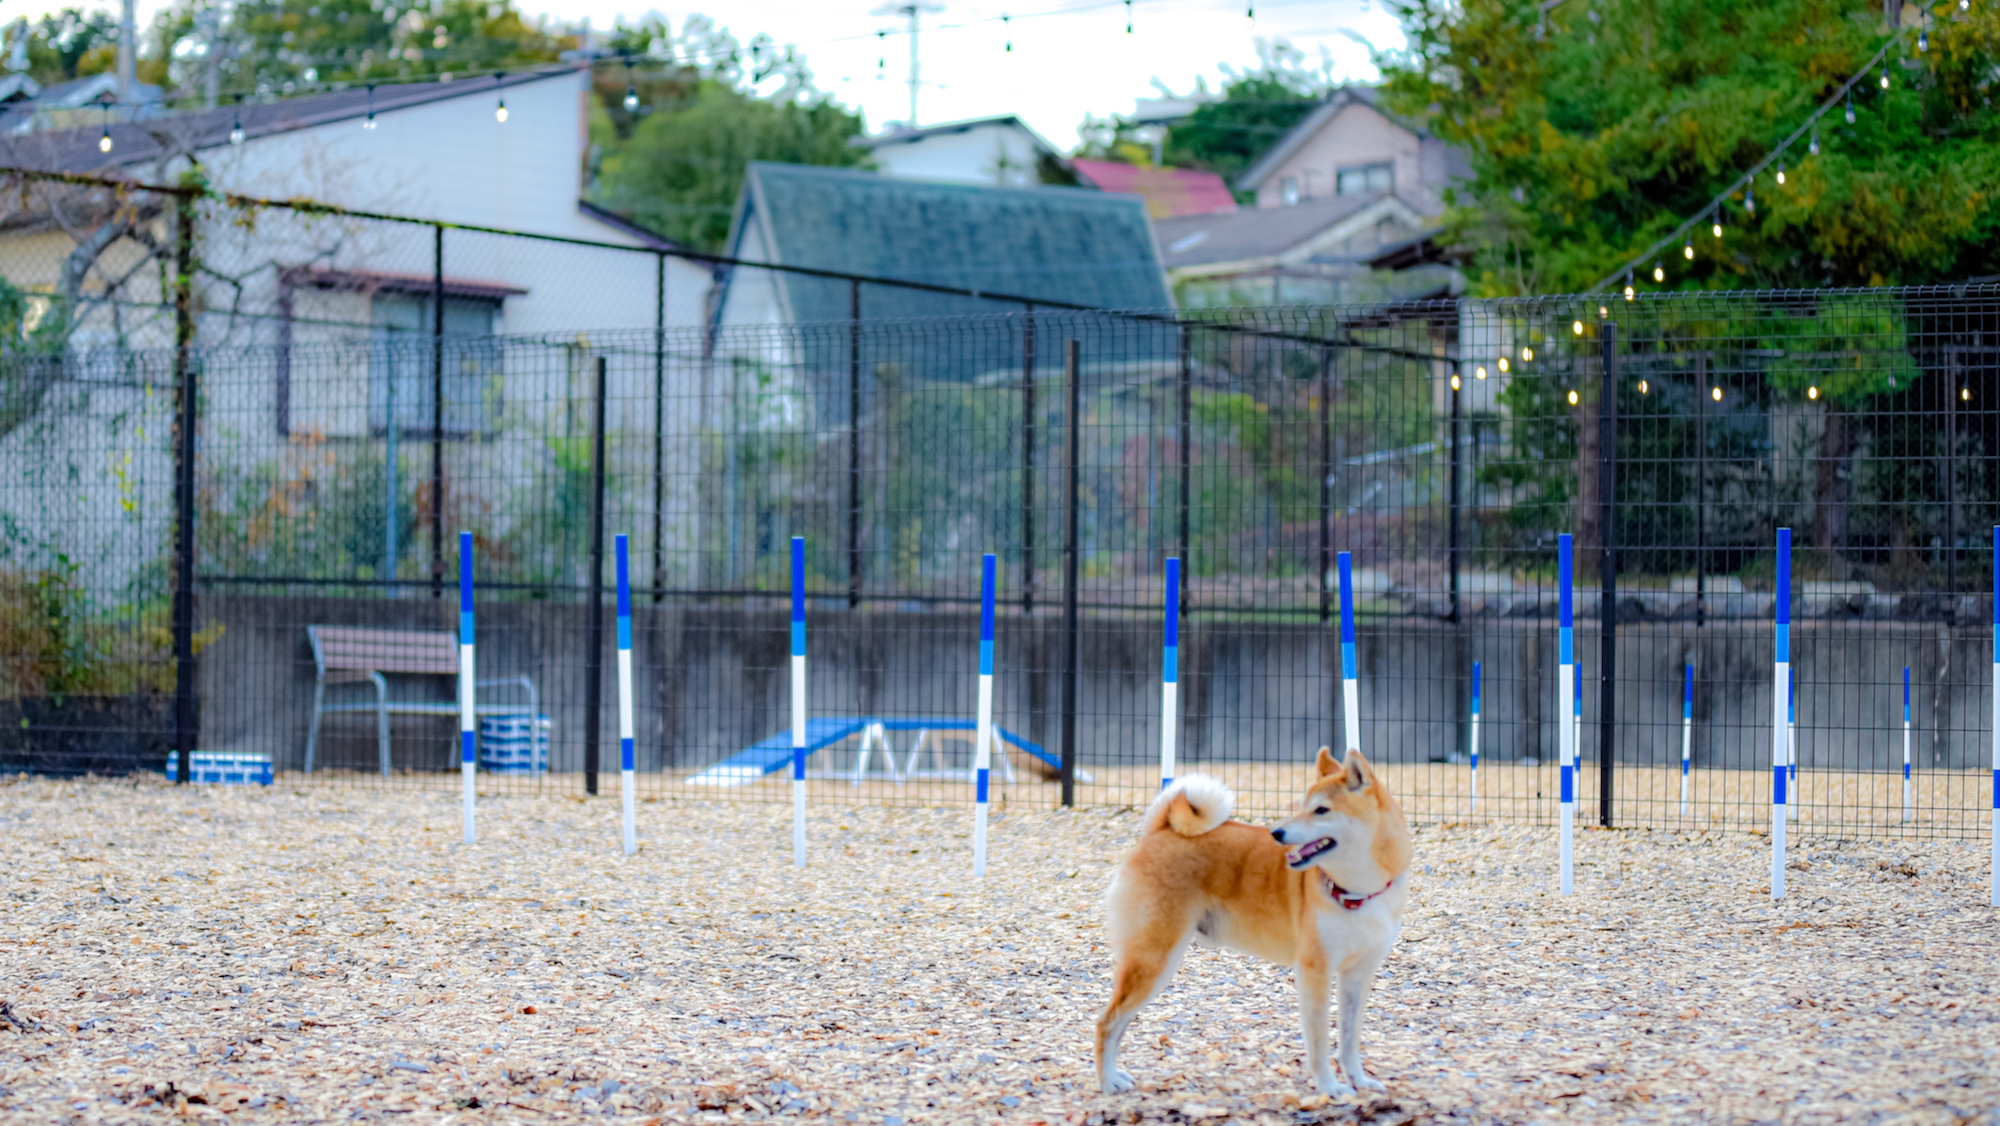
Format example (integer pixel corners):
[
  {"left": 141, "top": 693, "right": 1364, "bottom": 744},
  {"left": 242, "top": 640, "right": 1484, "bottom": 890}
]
[
  {"left": 1334, "top": 952, "right": 1388, "bottom": 1093},
  {"left": 1295, "top": 951, "right": 1353, "bottom": 1098},
  {"left": 1095, "top": 913, "right": 1190, "bottom": 1094}
]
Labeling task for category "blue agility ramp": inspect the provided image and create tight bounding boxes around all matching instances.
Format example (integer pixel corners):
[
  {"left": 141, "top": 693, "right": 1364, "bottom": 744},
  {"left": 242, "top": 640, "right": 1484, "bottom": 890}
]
[{"left": 686, "top": 716, "right": 1071, "bottom": 787}]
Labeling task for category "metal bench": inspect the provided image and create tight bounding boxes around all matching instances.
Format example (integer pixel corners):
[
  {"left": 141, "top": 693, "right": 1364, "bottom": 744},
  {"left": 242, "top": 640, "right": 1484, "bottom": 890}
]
[{"left": 304, "top": 626, "right": 538, "bottom": 776}]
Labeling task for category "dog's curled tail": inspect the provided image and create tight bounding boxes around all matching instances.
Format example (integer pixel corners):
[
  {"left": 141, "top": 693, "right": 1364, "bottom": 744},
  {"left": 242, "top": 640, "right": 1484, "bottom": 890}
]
[{"left": 1142, "top": 774, "right": 1235, "bottom": 837}]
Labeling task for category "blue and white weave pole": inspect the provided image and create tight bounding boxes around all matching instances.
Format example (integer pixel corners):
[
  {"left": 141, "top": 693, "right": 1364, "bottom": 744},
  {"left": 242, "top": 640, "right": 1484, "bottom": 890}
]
[
  {"left": 1558, "top": 534, "right": 1575, "bottom": 897},
  {"left": 1162, "top": 557, "right": 1180, "bottom": 789},
  {"left": 1338, "top": 552, "right": 1361, "bottom": 755},
  {"left": 1788, "top": 666, "right": 1799, "bottom": 822},
  {"left": 1902, "top": 666, "right": 1912, "bottom": 824},
  {"left": 1679, "top": 663, "right": 1693, "bottom": 815},
  {"left": 791, "top": 536, "right": 808, "bottom": 869},
  {"left": 1991, "top": 526, "right": 1999, "bottom": 907},
  {"left": 1773, "top": 528, "right": 1791, "bottom": 902},
  {"left": 974, "top": 553, "right": 996, "bottom": 878},
  {"left": 459, "top": 531, "right": 476, "bottom": 845},
  {"left": 1468, "top": 660, "right": 1481, "bottom": 815},
  {"left": 616, "top": 535, "right": 637, "bottom": 856}
]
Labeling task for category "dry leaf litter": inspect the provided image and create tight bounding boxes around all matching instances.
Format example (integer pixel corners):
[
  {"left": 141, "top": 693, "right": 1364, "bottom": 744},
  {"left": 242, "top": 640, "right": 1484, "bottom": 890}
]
[{"left": 0, "top": 774, "right": 1994, "bottom": 1125}]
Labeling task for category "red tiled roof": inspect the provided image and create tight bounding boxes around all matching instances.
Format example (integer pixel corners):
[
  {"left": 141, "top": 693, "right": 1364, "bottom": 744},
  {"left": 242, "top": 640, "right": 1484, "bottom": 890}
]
[{"left": 1071, "top": 160, "right": 1237, "bottom": 219}]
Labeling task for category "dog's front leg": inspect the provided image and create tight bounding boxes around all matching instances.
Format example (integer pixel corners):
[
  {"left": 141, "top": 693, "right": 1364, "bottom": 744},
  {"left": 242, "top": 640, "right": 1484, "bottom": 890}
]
[
  {"left": 1335, "top": 954, "right": 1387, "bottom": 1093},
  {"left": 1295, "top": 955, "right": 1353, "bottom": 1098}
]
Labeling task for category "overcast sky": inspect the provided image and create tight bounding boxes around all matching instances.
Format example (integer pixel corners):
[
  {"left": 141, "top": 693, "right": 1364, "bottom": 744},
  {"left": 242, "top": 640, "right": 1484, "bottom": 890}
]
[{"left": 5, "top": 0, "right": 1408, "bottom": 149}]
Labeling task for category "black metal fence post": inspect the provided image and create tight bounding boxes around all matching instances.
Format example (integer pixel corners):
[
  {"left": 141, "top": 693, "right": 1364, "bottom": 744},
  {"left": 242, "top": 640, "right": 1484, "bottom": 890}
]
[
  {"left": 1318, "top": 343, "right": 1331, "bottom": 623},
  {"left": 1598, "top": 322, "right": 1619, "bottom": 828},
  {"left": 170, "top": 190, "right": 197, "bottom": 784},
  {"left": 429, "top": 223, "right": 445, "bottom": 599},
  {"left": 651, "top": 250, "right": 666, "bottom": 603},
  {"left": 849, "top": 279, "right": 863, "bottom": 609},
  {"left": 1060, "top": 338, "right": 1082, "bottom": 807},
  {"left": 584, "top": 356, "right": 609, "bottom": 796},
  {"left": 1022, "top": 305, "right": 1036, "bottom": 614}
]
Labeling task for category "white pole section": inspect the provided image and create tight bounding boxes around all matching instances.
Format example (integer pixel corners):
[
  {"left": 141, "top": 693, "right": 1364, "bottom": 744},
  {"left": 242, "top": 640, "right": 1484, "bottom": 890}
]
[
  {"left": 1773, "top": 527, "right": 1790, "bottom": 901},
  {"left": 1558, "top": 533, "right": 1574, "bottom": 897},
  {"left": 1788, "top": 666, "right": 1799, "bottom": 822},
  {"left": 1469, "top": 659, "right": 1481, "bottom": 815},
  {"left": 791, "top": 536, "right": 808, "bottom": 869},
  {"left": 458, "top": 531, "right": 476, "bottom": 845},
  {"left": 1162, "top": 556, "right": 1180, "bottom": 788},
  {"left": 974, "top": 553, "right": 996, "bottom": 877},
  {"left": 615, "top": 534, "right": 637, "bottom": 856},
  {"left": 1680, "top": 662, "right": 1693, "bottom": 816},
  {"left": 1903, "top": 666, "right": 1912, "bottom": 824},
  {"left": 1338, "top": 551, "right": 1360, "bottom": 755},
  {"left": 1991, "top": 525, "right": 1998, "bottom": 907}
]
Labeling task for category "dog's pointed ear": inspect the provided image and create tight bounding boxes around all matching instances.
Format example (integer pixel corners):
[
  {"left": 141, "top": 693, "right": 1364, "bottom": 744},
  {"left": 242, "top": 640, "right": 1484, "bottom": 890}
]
[
  {"left": 1342, "top": 748, "right": 1372, "bottom": 791},
  {"left": 1315, "top": 746, "right": 1339, "bottom": 778}
]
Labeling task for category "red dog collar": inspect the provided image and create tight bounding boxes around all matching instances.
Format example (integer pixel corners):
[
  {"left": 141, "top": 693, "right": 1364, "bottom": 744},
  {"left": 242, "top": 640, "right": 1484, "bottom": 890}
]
[{"left": 1319, "top": 871, "right": 1397, "bottom": 910}]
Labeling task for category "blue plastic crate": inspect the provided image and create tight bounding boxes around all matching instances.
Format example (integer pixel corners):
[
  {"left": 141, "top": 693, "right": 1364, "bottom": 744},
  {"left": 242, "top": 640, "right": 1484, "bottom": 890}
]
[
  {"left": 479, "top": 714, "right": 550, "bottom": 773},
  {"left": 163, "top": 752, "right": 273, "bottom": 786}
]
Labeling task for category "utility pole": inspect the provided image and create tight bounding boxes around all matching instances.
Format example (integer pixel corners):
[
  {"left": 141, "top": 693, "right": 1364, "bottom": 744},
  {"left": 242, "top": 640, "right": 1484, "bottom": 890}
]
[
  {"left": 873, "top": 2, "right": 941, "bottom": 127},
  {"left": 116, "top": 0, "right": 136, "bottom": 108}
]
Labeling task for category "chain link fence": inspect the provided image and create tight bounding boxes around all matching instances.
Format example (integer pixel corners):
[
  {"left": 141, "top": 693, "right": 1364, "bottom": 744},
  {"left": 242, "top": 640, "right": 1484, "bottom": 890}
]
[{"left": 1, "top": 168, "right": 1995, "bottom": 837}]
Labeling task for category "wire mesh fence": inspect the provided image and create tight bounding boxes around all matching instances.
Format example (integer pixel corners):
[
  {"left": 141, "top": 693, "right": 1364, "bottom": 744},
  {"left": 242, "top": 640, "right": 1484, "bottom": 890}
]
[{"left": 0, "top": 169, "right": 1995, "bottom": 838}]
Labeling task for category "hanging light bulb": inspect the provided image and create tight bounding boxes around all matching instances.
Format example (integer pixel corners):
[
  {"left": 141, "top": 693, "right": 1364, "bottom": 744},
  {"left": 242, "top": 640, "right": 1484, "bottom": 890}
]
[
  {"left": 1845, "top": 94, "right": 1856, "bottom": 125},
  {"left": 494, "top": 73, "right": 508, "bottom": 122},
  {"left": 1653, "top": 262, "right": 1665, "bottom": 282},
  {"left": 1807, "top": 386, "right": 1820, "bottom": 400},
  {"left": 229, "top": 115, "right": 244, "bottom": 145},
  {"left": 1567, "top": 390, "right": 1580, "bottom": 406},
  {"left": 1808, "top": 128, "right": 1819, "bottom": 156},
  {"left": 1962, "top": 387, "right": 1972, "bottom": 401},
  {"left": 1623, "top": 270, "right": 1635, "bottom": 301},
  {"left": 1522, "top": 347, "right": 1534, "bottom": 362},
  {"left": 624, "top": 84, "right": 639, "bottom": 113},
  {"left": 1962, "top": 0, "right": 1970, "bottom": 10},
  {"left": 1451, "top": 373, "right": 1462, "bottom": 391},
  {"left": 1637, "top": 380, "right": 1650, "bottom": 394},
  {"left": 1918, "top": 26, "right": 1928, "bottom": 51},
  {"left": 1745, "top": 186, "right": 1755, "bottom": 215},
  {"left": 1498, "top": 357, "right": 1510, "bottom": 373},
  {"left": 1002, "top": 14, "right": 1011, "bottom": 52},
  {"left": 1476, "top": 365, "right": 1488, "bottom": 379},
  {"left": 1776, "top": 157, "right": 1785, "bottom": 185},
  {"left": 1712, "top": 214, "right": 1723, "bottom": 238},
  {"left": 1684, "top": 234, "right": 1694, "bottom": 260},
  {"left": 98, "top": 103, "right": 111, "bottom": 152},
  {"left": 1879, "top": 65, "right": 1890, "bottom": 90},
  {"left": 364, "top": 84, "right": 377, "bottom": 129},
  {"left": 1572, "top": 320, "right": 1584, "bottom": 335}
]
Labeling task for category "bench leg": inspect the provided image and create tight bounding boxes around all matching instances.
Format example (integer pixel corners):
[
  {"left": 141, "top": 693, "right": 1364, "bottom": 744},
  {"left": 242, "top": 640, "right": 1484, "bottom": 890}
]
[
  {"left": 371, "top": 672, "right": 391, "bottom": 778},
  {"left": 304, "top": 679, "right": 325, "bottom": 775}
]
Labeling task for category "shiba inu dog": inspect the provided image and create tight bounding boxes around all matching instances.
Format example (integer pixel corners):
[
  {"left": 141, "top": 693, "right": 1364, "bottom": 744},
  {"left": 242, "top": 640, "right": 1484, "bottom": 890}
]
[{"left": 1095, "top": 748, "right": 1413, "bottom": 1097}]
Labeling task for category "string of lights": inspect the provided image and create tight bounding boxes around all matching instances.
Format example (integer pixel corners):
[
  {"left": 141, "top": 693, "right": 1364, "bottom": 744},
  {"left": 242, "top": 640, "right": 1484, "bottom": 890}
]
[{"left": 1588, "top": 17, "right": 1929, "bottom": 295}]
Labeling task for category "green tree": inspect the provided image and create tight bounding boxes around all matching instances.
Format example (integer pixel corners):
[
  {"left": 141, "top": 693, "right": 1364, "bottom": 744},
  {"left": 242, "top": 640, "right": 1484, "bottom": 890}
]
[
  {"left": 1163, "top": 42, "right": 1338, "bottom": 190},
  {"left": 16, "top": 8, "right": 121, "bottom": 85},
  {"left": 589, "top": 17, "right": 865, "bottom": 252},
  {"left": 1376, "top": 0, "right": 2000, "bottom": 295}
]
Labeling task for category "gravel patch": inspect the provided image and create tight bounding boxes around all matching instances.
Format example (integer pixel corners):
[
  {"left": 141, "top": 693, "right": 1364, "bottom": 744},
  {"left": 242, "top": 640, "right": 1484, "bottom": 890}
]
[{"left": 0, "top": 773, "right": 1994, "bottom": 1124}]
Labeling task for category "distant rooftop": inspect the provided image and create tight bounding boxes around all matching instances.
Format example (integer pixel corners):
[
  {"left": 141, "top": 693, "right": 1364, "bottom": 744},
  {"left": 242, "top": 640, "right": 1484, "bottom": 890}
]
[{"left": 1071, "top": 160, "right": 1235, "bottom": 219}]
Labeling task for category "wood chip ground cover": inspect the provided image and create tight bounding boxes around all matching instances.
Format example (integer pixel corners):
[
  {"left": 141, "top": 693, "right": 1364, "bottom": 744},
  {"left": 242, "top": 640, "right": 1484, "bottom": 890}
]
[{"left": 0, "top": 775, "right": 1993, "bottom": 1125}]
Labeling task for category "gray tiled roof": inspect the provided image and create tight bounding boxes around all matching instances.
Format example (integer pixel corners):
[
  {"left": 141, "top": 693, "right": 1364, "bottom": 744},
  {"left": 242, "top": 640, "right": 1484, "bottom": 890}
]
[
  {"left": 1154, "top": 191, "right": 1421, "bottom": 269},
  {"left": 732, "top": 162, "right": 1172, "bottom": 322}
]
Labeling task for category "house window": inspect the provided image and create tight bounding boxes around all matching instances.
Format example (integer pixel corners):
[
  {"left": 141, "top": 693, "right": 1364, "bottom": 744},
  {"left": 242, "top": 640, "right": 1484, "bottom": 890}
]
[
  {"left": 1336, "top": 162, "right": 1395, "bottom": 195},
  {"left": 371, "top": 295, "right": 504, "bottom": 436},
  {"left": 1280, "top": 176, "right": 1300, "bottom": 206}
]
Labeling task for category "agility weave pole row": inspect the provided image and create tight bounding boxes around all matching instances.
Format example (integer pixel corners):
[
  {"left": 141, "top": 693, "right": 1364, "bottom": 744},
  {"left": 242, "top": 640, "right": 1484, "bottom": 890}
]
[
  {"left": 792, "top": 537, "right": 808, "bottom": 869},
  {"left": 1162, "top": 557, "right": 1180, "bottom": 790},
  {"left": 1680, "top": 663, "right": 1693, "bottom": 816},
  {"left": 974, "top": 554, "right": 996, "bottom": 877},
  {"left": 1772, "top": 528, "right": 1790, "bottom": 900},
  {"left": 617, "top": 535, "right": 638, "bottom": 856},
  {"left": 1468, "top": 660, "right": 1480, "bottom": 815},
  {"left": 1558, "top": 534, "right": 1575, "bottom": 897},
  {"left": 1338, "top": 552, "right": 1360, "bottom": 757}
]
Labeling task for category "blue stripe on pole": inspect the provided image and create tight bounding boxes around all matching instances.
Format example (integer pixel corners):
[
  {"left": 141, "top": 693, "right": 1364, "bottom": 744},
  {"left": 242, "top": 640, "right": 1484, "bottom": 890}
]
[
  {"left": 1560, "top": 627, "right": 1572, "bottom": 667},
  {"left": 1774, "top": 763, "right": 1787, "bottom": 805},
  {"left": 1560, "top": 764, "right": 1573, "bottom": 803},
  {"left": 791, "top": 537, "right": 805, "bottom": 622},
  {"left": 461, "top": 729, "right": 475, "bottom": 765},
  {"left": 1789, "top": 667, "right": 1796, "bottom": 722},
  {"left": 1904, "top": 667, "right": 1911, "bottom": 719},
  {"left": 1991, "top": 769, "right": 1997, "bottom": 808},
  {"left": 793, "top": 748, "right": 805, "bottom": 781},
  {"left": 1776, "top": 624, "right": 1789, "bottom": 666},
  {"left": 618, "top": 617, "right": 632, "bottom": 651},
  {"left": 979, "top": 640, "right": 994, "bottom": 677},
  {"left": 1341, "top": 642, "right": 1357, "bottom": 681},
  {"left": 1682, "top": 757, "right": 1689, "bottom": 776},
  {"left": 1163, "top": 645, "right": 1178, "bottom": 684},
  {"left": 976, "top": 767, "right": 990, "bottom": 803},
  {"left": 1337, "top": 552, "right": 1356, "bottom": 645},
  {"left": 1683, "top": 663, "right": 1693, "bottom": 713},
  {"left": 1164, "top": 557, "right": 1180, "bottom": 647},
  {"left": 980, "top": 554, "right": 996, "bottom": 642},
  {"left": 621, "top": 737, "right": 634, "bottom": 772},
  {"left": 1574, "top": 662, "right": 1582, "bottom": 713},
  {"left": 615, "top": 534, "right": 631, "bottom": 618},
  {"left": 1471, "top": 660, "right": 1481, "bottom": 709},
  {"left": 1558, "top": 534, "right": 1573, "bottom": 628},
  {"left": 1775, "top": 528, "right": 1791, "bottom": 625},
  {"left": 791, "top": 621, "right": 805, "bottom": 657},
  {"left": 1905, "top": 761, "right": 1911, "bottom": 780},
  {"left": 459, "top": 612, "right": 474, "bottom": 647},
  {"left": 458, "top": 531, "right": 473, "bottom": 612}
]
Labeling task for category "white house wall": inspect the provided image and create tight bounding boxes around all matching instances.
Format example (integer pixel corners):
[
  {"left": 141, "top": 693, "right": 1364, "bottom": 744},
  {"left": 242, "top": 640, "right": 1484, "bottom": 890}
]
[{"left": 867, "top": 124, "right": 1045, "bottom": 188}]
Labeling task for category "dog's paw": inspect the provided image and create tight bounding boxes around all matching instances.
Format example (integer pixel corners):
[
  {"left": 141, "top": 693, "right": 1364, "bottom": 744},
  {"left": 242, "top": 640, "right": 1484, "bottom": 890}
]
[
  {"left": 1100, "top": 1069, "right": 1135, "bottom": 1094},
  {"left": 1312, "top": 1071, "right": 1356, "bottom": 1099}
]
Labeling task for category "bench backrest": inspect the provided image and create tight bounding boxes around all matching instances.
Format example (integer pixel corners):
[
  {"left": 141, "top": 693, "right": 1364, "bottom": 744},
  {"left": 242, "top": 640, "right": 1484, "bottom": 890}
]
[{"left": 310, "top": 626, "right": 458, "bottom": 675}]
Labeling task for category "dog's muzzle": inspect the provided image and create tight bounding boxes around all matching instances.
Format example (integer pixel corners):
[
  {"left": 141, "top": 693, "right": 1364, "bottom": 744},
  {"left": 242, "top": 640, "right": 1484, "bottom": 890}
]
[{"left": 1283, "top": 836, "right": 1335, "bottom": 869}]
